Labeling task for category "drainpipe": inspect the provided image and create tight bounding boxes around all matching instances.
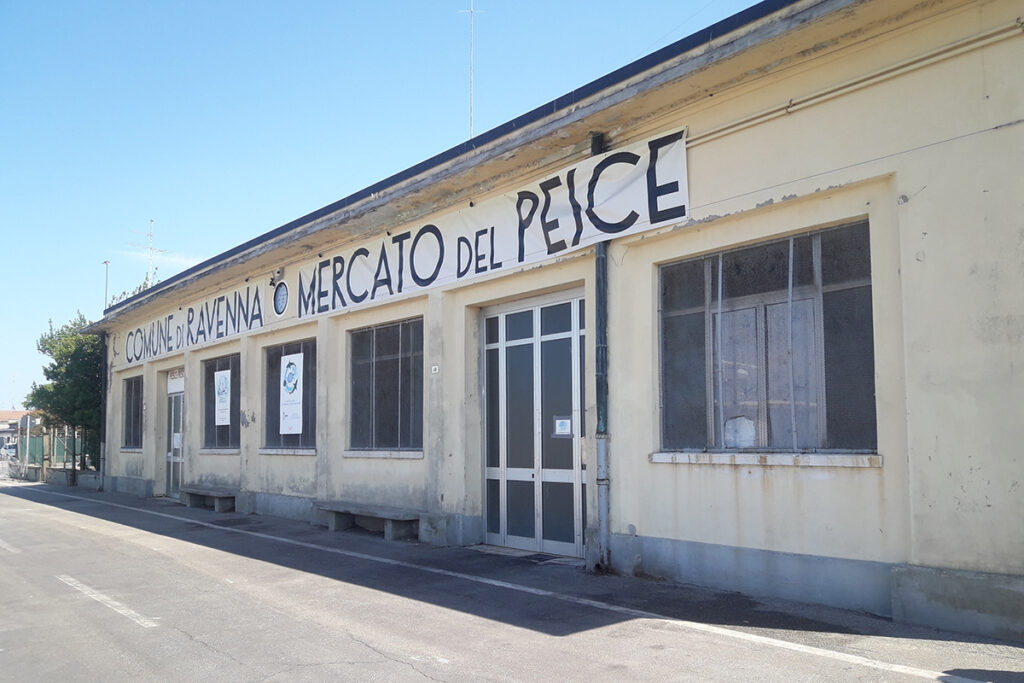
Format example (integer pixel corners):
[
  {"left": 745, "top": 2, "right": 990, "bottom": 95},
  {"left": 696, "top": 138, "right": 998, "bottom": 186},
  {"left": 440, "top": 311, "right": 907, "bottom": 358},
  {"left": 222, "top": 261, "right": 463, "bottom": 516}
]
[
  {"left": 591, "top": 131, "right": 611, "bottom": 572},
  {"left": 98, "top": 332, "right": 107, "bottom": 491}
]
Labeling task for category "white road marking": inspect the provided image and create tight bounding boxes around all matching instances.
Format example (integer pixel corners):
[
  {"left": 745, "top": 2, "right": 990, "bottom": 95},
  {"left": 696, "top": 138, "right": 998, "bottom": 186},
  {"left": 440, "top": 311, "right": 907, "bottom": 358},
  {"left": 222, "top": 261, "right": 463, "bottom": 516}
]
[
  {"left": 0, "top": 537, "right": 20, "bottom": 553},
  {"left": 56, "top": 574, "right": 159, "bottom": 628},
  {"left": 25, "top": 488, "right": 982, "bottom": 682}
]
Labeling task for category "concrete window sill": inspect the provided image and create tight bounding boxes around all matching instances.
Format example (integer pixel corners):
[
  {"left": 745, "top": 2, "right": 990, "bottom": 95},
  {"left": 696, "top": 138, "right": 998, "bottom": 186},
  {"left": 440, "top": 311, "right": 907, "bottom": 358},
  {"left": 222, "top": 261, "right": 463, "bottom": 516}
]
[
  {"left": 258, "top": 448, "right": 316, "bottom": 456},
  {"left": 342, "top": 450, "right": 424, "bottom": 460},
  {"left": 198, "top": 449, "right": 241, "bottom": 456},
  {"left": 649, "top": 452, "right": 882, "bottom": 468}
]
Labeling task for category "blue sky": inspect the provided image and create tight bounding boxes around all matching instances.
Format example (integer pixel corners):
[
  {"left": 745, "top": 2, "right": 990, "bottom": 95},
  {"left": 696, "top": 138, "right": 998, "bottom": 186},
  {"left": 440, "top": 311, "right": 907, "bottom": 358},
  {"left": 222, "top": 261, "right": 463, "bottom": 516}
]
[{"left": 0, "top": 0, "right": 754, "bottom": 410}]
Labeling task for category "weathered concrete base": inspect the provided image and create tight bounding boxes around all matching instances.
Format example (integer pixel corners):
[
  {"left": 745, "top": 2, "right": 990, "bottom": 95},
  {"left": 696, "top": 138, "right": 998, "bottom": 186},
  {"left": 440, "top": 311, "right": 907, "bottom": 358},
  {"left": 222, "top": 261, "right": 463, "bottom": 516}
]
[
  {"left": 609, "top": 532, "right": 894, "bottom": 617},
  {"left": 103, "top": 475, "right": 153, "bottom": 498},
  {"left": 235, "top": 490, "right": 313, "bottom": 522},
  {"left": 77, "top": 472, "right": 102, "bottom": 491},
  {"left": 418, "top": 513, "right": 484, "bottom": 546},
  {"left": 182, "top": 488, "right": 236, "bottom": 512},
  {"left": 892, "top": 565, "right": 1024, "bottom": 643},
  {"left": 43, "top": 468, "right": 103, "bottom": 490}
]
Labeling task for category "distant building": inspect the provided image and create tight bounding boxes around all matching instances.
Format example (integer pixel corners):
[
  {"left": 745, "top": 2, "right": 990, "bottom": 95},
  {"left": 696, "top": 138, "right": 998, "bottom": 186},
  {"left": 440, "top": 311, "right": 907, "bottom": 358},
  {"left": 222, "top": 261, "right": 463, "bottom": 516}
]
[
  {"left": 87, "top": 0, "right": 1024, "bottom": 642},
  {"left": 0, "top": 410, "right": 31, "bottom": 445}
]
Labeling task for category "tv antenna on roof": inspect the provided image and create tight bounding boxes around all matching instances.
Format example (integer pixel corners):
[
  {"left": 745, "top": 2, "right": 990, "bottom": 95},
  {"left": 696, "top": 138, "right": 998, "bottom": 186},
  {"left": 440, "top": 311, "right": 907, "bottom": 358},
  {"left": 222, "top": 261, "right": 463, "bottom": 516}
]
[
  {"left": 459, "top": 1, "right": 482, "bottom": 139},
  {"left": 130, "top": 218, "right": 168, "bottom": 287}
]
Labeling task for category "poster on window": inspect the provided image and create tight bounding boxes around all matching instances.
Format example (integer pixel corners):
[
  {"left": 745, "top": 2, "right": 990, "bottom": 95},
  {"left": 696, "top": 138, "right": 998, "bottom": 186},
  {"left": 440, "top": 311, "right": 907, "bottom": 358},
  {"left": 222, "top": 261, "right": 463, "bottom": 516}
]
[
  {"left": 279, "top": 353, "right": 303, "bottom": 434},
  {"left": 214, "top": 369, "right": 231, "bottom": 426}
]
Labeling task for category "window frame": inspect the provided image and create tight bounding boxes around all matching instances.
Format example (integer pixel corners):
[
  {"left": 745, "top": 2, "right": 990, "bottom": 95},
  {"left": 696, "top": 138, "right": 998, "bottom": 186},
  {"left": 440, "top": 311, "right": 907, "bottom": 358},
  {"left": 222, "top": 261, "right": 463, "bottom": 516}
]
[
  {"left": 263, "top": 338, "right": 317, "bottom": 450},
  {"left": 659, "top": 221, "right": 876, "bottom": 454},
  {"left": 122, "top": 375, "right": 143, "bottom": 449},
  {"left": 349, "top": 317, "right": 424, "bottom": 452},
  {"left": 202, "top": 353, "right": 241, "bottom": 450}
]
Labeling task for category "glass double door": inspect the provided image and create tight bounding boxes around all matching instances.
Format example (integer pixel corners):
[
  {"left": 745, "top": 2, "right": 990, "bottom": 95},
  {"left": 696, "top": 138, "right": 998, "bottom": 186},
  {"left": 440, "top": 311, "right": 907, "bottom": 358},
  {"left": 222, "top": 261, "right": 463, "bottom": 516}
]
[
  {"left": 484, "top": 296, "right": 585, "bottom": 557},
  {"left": 166, "top": 392, "right": 183, "bottom": 498}
]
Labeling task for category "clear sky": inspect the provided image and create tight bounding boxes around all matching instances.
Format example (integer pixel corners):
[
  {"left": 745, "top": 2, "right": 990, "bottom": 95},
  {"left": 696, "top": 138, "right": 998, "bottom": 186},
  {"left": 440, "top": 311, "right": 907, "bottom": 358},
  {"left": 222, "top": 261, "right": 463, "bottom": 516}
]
[{"left": 0, "top": 0, "right": 755, "bottom": 410}]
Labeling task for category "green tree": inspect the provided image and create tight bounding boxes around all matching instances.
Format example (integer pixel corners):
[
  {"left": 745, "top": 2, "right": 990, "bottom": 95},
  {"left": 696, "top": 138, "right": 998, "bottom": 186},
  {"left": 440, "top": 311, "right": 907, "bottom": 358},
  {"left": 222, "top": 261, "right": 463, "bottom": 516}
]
[{"left": 25, "top": 313, "right": 104, "bottom": 471}]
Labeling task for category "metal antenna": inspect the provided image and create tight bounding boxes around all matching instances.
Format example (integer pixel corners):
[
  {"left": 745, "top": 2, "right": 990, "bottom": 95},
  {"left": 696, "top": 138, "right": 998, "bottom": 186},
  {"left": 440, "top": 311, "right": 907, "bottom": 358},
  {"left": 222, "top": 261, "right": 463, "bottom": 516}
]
[
  {"left": 102, "top": 260, "right": 110, "bottom": 309},
  {"left": 130, "top": 218, "right": 168, "bottom": 287},
  {"left": 459, "top": 1, "right": 479, "bottom": 138}
]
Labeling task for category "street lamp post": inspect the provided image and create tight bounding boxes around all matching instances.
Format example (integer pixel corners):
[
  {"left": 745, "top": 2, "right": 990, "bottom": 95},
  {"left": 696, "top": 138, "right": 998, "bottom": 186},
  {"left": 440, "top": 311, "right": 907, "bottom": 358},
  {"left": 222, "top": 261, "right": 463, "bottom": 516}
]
[{"left": 103, "top": 260, "right": 110, "bottom": 310}]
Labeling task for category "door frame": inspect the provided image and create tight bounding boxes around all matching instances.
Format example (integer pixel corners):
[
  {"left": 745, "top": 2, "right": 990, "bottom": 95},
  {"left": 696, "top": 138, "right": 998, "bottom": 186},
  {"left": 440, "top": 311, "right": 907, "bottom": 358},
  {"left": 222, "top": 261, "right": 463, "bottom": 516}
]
[
  {"left": 481, "top": 288, "right": 586, "bottom": 557},
  {"left": 165, "top": 367, "right": 185, "bottom": 499}
]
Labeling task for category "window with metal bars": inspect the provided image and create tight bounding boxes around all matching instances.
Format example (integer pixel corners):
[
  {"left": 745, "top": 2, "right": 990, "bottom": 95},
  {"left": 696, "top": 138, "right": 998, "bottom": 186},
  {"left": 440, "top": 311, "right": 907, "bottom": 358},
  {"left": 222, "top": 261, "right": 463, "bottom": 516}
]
[
  {"left": 265, "top": 339, "right": 317, "bottom": 449},
  {"left": 660, "top": 221, "right": 876, "bottom": 452},
  {"left": 203, "top": 354, "right": 240, "bottom": 449},
  {"left": 350, "top": 318, "right": 424, "bottom": 450},
  {"left": 122, "top": 375, "right": 143, "bottom": 449}
]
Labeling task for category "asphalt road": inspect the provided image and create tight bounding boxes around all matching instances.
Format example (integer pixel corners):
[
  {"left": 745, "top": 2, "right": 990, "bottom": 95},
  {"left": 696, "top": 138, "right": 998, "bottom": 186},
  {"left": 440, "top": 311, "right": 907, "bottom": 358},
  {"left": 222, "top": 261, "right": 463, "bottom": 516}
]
[{"left": 0, "top": 480, "right": 1021, "bottom": 682}]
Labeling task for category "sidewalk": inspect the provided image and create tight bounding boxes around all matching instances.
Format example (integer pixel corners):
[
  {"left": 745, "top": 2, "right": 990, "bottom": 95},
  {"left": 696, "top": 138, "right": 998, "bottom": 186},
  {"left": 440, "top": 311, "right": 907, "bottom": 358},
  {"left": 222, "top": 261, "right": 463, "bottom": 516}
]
[{"left": 4, "top": 479, "right": 1023, "bottom": 682}]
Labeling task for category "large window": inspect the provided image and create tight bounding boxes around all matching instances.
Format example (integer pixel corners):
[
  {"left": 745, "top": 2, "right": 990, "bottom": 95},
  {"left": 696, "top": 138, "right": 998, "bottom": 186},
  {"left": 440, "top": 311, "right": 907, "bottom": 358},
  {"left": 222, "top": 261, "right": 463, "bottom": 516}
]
[
  {"left": 660, "top": 221, "right": 876, "bottom": 452},
  {"left": 265, "top": 339, "right": 317, "bottom": 449},
  {"left": 350, "top": 318, "right": 423, "bottom": 450},
  {"left": 203, "top": 354, "right": 240, "bottom": 449},
  {"left": 123, "top": 375, "right": 143, "bottom": 449}
]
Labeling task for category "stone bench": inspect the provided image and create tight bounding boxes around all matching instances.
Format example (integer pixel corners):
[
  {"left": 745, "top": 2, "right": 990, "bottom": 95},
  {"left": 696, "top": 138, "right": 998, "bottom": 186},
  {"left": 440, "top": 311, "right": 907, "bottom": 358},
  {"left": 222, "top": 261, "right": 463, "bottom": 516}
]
[
  {"left": 316, "top": 501, "right": 421, "bottom": 541},
  {"left": 181, "top": 486, "right": 236, "bottom": 513}
]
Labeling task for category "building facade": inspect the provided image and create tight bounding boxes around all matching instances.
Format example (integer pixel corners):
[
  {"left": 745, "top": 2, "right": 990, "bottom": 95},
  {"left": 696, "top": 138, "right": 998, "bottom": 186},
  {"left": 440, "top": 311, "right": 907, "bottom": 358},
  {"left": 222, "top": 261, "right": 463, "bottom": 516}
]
[{"left": 90, "top": 0, "right": 1024, "bottom": 641}]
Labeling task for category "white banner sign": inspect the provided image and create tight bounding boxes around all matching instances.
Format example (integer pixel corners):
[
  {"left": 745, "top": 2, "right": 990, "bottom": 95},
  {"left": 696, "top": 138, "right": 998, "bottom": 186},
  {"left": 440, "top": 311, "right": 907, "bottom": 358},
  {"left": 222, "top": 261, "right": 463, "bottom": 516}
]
[
  {"left": 279, "top": 353, "right": 303, "bottom": 435},
  {"left": 121, "top": 129, "right": 687, "bottom": 365},
  {"left": 294, "top": 129, "right": 688, "bottom": 319},
  {"left": 124, "top": 284, "right": 265, "bottom": 365},
  {"left": 214, "top": 369, "right": 231, "bottom": 426}
]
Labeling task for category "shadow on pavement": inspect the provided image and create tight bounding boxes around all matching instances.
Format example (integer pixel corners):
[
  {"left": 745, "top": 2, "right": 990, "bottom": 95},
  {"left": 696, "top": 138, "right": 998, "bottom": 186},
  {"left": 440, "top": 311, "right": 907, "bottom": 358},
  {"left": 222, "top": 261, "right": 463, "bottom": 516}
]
[{"left": 3, "top": 481, "right": 1023, "bottom": 655}]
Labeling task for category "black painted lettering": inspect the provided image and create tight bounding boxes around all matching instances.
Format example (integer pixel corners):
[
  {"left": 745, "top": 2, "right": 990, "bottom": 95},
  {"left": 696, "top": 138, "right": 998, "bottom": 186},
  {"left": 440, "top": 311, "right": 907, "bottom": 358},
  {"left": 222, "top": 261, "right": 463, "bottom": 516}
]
[
  {"left": 516, "top": 191, "right": 539, "bottom": 262},
  {"left": 586, "top": 151, "right": 641, "bottom": 233},
  {"left": 215, "top": 296, "right": 225, "bottom": 338},
  {"left": 371, "top": 242, "right": 394, "bottom": 300},
  {"left": 317, "top": 258, "right": 331, "bottom": 313},
  {"left": 225, "top": 294, "right": 236, "bottom": 335},
  {"left": 646, "top": 131, "right": 687, "bottom": 224},
  {"left": 391, "top": 232, "right": 411, "bottom": 293},
  {"left": 250, "top": 289, "right": 263, "bottom": 327},
  {"left": 331, "top": 256, "right": 346, "bottom": 309},
  {"left": 238, "top": 288, "right": 250, "bottom": 328},
  {"left": 539, "top": 176, "right": 568, "bottom": 255},
  {"left": 299, "top": 269, "right": 316, "bottom": 318},
  {"left": 457, "top": 235, "right": 473, "bottom": 278},
  {"left": 348, "top": 247, "right": 370, "bottom": 303},
  {"left": 489, "top": 225, "right": 503, "bottom": 269},
  {"left": 473, "top": 228, "right": 488, "bottom": 274},
  {"left": 566, "top": 168, "right": 585, "bottom": 247},
  {"left": 410, "top": 224, "right": 444, "bottom": 287}
]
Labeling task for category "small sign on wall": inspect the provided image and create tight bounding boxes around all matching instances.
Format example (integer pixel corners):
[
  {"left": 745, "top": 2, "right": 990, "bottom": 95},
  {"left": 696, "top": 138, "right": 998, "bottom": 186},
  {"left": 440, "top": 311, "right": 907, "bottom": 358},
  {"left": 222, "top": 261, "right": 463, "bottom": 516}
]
[
  {"left": 214, "top": 370, "right": 231, "bottom": 426},
  {"left": 279, "top": 353, "right": 303, "bottom": 434},
  {"left": 553, "top": 416, "right": 573, "bottom": 439},
  {"left": 167, "top": 367, "right": 185, "bottom": 394}
]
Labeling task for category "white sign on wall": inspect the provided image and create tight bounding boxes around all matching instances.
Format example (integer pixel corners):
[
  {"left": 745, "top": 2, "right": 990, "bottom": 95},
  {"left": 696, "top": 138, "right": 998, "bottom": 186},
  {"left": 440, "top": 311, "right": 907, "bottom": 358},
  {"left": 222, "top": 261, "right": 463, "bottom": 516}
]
[
  {"left": 279, "top": 353, "right": 303, "bottom": 434},
  {"left": 214, "top": 369, "right": 231, "bottom": 426},
  {"left": 167, "top": 367, "right": 185, "bottom": 394}
]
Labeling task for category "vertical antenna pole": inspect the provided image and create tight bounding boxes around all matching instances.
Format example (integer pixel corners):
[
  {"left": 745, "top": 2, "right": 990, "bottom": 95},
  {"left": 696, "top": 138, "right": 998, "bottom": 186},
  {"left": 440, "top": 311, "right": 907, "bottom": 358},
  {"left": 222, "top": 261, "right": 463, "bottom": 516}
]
[
  {"left": 147, "top": 219, "right": 155, "bottom": 286},
  {"left": 102, "top": 260, "right": 110, "bottom": 310},
  {"left": 469, "top": 0, "right": 474, "bottom": 138}
]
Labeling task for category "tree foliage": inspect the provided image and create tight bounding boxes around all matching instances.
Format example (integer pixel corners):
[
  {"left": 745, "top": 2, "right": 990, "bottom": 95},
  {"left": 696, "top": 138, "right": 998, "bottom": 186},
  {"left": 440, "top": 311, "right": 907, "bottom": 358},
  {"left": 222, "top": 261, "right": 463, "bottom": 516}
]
[
  {"left": 25, "top": 313, "right": 103, "bottom": 460},
  {"left": 108, "top": 269, "right": 159, "bottom": 306}
]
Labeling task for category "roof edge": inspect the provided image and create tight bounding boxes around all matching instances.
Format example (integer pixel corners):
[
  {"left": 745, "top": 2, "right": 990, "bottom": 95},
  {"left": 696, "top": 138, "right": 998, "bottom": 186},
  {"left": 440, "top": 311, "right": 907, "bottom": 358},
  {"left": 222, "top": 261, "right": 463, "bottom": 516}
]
[{"left": 103, "top": 0, "right": 806, "bottom": 319}]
